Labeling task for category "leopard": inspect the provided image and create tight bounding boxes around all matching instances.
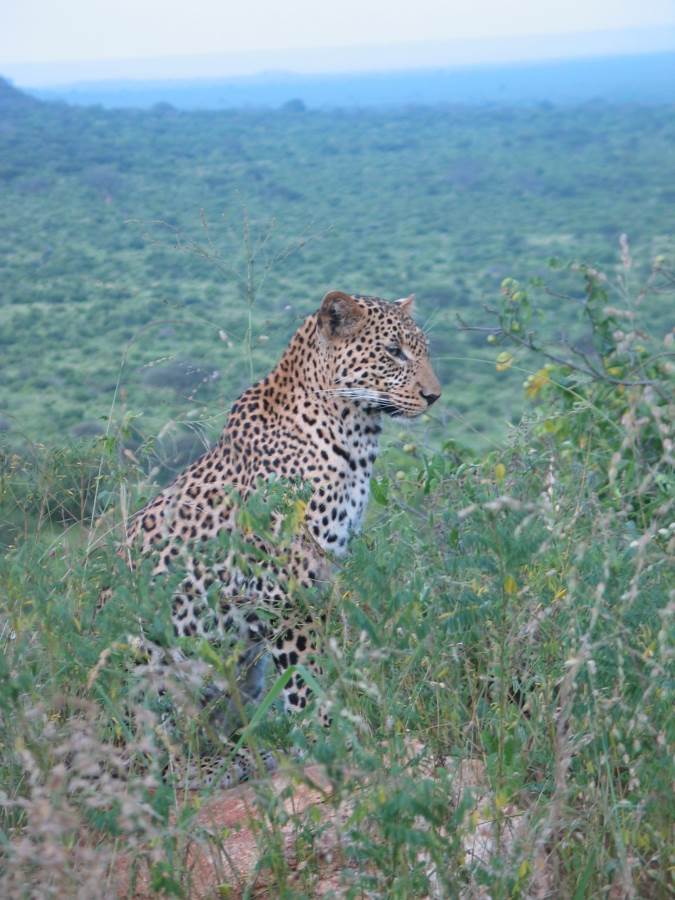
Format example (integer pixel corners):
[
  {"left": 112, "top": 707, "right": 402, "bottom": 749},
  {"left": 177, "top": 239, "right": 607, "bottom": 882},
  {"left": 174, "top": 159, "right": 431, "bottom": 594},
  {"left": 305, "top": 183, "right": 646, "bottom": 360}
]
[{"left": 117, "top": 290, "right": 441, "bottom": 786}]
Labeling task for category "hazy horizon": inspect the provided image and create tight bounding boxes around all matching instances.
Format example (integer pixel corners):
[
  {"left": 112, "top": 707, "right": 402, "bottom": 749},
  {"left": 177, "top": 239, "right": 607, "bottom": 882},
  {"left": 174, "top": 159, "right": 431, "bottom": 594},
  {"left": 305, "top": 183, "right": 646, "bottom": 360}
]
[{"left": 3, "top": 0, "right": 675, "bottom": 88}]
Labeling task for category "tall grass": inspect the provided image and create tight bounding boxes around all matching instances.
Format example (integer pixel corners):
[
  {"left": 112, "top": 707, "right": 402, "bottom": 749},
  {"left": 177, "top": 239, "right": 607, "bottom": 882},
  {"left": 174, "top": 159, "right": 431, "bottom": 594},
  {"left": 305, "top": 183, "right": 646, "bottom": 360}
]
[{"left": 0, "top": 248, "right": 672, "bottom": 897}]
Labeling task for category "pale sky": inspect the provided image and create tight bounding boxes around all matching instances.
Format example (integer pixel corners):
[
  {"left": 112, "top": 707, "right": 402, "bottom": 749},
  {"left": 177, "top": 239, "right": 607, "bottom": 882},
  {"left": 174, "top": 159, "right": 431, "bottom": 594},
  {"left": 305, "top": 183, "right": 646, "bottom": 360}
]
[
  {"left": 4, "top": 0, "right": 675, "bottom": 63},
  {"left": 2, "top": 0, "right": 675, "bottom": 85}
]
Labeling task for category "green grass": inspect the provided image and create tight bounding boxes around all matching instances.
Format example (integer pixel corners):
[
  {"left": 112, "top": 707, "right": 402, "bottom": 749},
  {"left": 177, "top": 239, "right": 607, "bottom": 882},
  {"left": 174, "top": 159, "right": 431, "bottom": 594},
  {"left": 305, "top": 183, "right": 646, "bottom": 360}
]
[{"left": 0, "top": 258, "right": 672, "bottom": 897}]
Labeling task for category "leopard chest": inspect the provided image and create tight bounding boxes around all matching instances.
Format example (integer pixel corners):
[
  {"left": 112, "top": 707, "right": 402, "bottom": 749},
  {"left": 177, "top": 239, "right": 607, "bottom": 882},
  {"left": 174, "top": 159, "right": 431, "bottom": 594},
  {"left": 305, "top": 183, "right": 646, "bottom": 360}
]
[{"left": 305, "top": 426, "right": 380, "bottom": 557}]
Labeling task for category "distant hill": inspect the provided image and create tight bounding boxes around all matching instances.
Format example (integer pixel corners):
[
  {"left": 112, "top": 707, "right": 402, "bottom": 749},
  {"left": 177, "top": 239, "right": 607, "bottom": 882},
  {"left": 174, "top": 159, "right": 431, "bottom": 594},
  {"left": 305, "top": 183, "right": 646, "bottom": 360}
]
[
  {"left": 0, "top": 76, "right": 40, "bottom": 112},
  {"left": 23, "top": 52, "right": 675, "bottom": 110}
]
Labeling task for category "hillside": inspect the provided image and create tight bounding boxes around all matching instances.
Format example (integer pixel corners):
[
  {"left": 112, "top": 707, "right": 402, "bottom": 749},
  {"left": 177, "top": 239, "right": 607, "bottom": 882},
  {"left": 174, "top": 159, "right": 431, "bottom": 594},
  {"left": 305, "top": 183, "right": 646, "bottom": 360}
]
[{"left": 0, "top": 80, "right": 673, "bottom": 457}]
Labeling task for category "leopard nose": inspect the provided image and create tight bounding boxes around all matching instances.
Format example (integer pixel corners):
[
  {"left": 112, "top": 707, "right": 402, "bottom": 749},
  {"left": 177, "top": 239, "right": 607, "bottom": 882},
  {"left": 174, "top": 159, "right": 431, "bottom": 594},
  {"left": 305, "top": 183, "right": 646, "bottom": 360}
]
[{"left": 420, "top": 390, "right": 440, "bottom": 406}]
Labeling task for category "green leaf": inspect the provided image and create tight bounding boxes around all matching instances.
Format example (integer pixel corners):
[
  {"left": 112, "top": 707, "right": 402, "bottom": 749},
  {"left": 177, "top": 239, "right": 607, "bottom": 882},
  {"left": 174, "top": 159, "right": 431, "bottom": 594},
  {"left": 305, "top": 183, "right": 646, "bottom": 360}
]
[{"left": 370, "top": 476, "right": 389, "bottom": 506}]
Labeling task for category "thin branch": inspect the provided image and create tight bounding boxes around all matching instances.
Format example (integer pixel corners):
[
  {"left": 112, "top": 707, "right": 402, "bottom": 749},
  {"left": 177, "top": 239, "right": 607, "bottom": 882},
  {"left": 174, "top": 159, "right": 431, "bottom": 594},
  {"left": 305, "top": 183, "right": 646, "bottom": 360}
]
[{"left": 456, "top": 314, "right": 657, "bottom": 387}]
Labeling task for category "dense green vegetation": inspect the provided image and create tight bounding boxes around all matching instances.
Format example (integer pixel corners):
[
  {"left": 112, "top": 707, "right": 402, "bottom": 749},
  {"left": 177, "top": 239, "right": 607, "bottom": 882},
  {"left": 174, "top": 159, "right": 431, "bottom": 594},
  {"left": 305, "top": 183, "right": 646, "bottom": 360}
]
[
  {"left": 0, "top": 79, "right": 673, "bottom": 897},
  {"left": 1, "top": 78, "right": 673, "bottom": 454},
  {"left": 1, "top": 262, "right": 672, "bottom": 896}
]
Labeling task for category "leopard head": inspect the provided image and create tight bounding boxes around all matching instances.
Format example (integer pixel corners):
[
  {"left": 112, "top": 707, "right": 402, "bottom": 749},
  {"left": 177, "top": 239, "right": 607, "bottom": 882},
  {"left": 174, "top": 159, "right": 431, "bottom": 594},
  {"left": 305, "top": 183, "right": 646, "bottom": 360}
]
[{"left": 317, "top": 290, "right": 441, "bottom": 418}]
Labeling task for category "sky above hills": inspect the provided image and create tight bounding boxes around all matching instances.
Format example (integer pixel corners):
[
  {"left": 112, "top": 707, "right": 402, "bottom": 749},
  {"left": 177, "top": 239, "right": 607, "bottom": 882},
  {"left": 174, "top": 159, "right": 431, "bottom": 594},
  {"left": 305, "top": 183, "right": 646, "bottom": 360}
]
[{"left": 3, "top": 0, "right": 675, "bottom": 86}]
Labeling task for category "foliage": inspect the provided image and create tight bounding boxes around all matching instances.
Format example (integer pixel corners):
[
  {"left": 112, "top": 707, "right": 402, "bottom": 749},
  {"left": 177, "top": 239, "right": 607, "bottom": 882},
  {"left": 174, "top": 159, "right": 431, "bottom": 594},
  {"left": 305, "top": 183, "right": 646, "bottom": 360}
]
[
  {"left": 0, "top": 252, "right": 672, "bottom": 897},
  {"left": 1, "top": 79, "right": 674, "bottom": 451}
]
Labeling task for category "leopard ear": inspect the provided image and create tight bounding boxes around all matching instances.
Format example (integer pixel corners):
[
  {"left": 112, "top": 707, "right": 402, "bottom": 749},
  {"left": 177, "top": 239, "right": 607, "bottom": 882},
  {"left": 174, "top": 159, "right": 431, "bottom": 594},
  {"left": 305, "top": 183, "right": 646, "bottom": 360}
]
[
  {"left": 318, "top": 291, "right": 366, "bottom": 339},
  {"left": 395, "top": 294, "right": 415, "bottom": 317}
]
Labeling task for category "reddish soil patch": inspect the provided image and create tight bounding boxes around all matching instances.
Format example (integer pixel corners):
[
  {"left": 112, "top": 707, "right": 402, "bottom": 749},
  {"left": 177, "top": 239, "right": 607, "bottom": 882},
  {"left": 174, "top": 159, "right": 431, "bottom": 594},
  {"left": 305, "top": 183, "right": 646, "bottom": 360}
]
[
  {"left": 115, "top": 750, "right": 535, "bottom": 898},
  {"left": 115, "top": 764, "right": 349, "bottom": 898}
]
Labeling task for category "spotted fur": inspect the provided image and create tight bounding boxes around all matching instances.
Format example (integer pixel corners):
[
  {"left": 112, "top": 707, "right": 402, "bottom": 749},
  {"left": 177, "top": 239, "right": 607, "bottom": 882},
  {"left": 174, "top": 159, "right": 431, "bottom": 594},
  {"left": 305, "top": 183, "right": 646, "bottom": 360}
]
[{"left": 121, "top": 291, "right": 440, "bottom": 781}]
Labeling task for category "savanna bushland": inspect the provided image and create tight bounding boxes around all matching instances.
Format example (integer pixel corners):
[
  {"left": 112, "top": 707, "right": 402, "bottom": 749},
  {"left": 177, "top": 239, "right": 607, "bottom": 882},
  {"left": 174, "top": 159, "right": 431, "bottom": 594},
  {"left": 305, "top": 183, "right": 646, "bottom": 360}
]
[{"left": 0, "top": 77, "right": 673, "bottom": 897}]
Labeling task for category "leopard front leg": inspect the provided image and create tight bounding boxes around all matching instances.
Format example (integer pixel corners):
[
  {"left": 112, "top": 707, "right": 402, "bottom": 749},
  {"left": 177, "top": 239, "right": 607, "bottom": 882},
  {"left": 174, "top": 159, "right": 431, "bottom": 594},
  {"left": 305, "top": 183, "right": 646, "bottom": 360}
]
[
  {"left": 266, "top": 539, "right": 334, "bottom": 727},
  {"left": 204, "top": 627, "right": 270, "bottom": 735},
  {"left": 270, "top": 615, "right": 331, "bottom": 728}
]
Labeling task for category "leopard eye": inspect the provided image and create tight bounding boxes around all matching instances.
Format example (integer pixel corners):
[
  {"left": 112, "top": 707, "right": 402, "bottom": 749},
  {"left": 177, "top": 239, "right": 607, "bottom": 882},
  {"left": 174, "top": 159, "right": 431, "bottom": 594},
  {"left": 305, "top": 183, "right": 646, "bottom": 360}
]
[{"left": 386, "top": 345, "right": 407, "bottom": 361}]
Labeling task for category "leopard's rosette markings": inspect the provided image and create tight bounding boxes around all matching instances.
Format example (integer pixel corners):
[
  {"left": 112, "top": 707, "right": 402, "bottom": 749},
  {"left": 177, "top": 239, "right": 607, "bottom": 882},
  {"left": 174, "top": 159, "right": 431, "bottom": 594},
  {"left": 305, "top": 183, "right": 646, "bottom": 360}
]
[{"left": 112, "top": 291, "right": 441, "bottom": 786}]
